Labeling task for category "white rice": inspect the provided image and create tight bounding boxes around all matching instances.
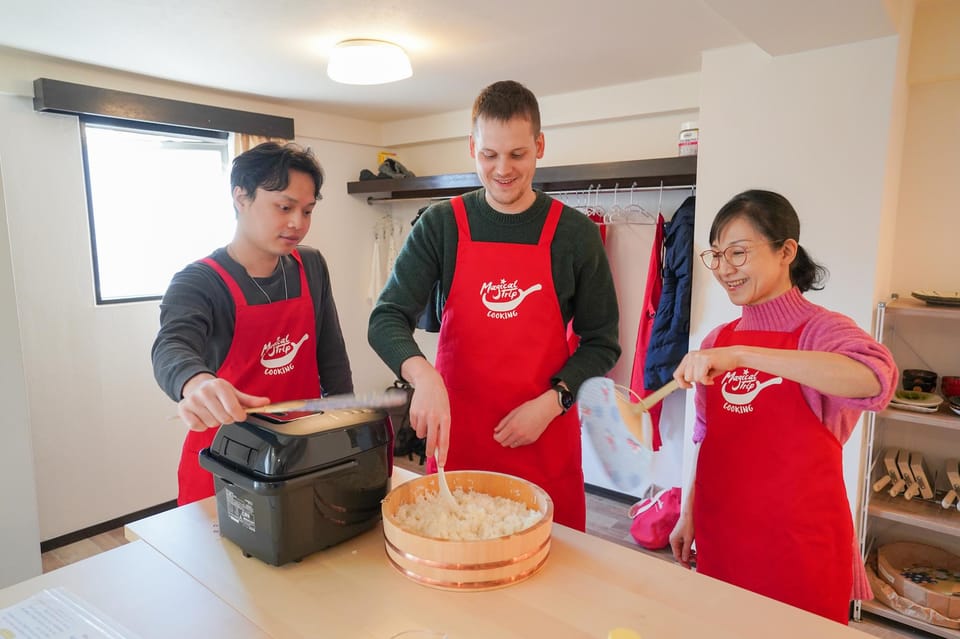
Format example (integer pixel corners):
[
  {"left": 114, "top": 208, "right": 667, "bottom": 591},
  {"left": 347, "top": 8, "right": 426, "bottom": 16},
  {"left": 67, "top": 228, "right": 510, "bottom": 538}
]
[{"left": 394, "top": 488, "right": 542, "bottom": 540}]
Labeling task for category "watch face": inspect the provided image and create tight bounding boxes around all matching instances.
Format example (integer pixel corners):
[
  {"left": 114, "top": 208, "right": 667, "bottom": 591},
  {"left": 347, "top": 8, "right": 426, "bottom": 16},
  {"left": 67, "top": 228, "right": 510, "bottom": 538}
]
[{"left": 559, "top": 389, "right": 574, "bottom": 409}]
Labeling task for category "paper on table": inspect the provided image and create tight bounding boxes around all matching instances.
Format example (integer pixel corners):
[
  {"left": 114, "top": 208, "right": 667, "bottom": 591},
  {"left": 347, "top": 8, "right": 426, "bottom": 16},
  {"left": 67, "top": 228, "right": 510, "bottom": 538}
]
[{"left": 0, "top": 587, "right": 140, "bottom": 639}]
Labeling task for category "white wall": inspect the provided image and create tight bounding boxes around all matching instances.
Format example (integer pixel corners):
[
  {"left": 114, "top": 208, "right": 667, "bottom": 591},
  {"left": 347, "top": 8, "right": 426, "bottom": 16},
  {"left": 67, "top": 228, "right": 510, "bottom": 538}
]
[
  {"left": 0, "top": 48, "right": 384, "bottom": 148},
  {"left": 690, "top": 37, "right": 905, "bottom": 513},
  {"left": 890, "top": 78, "right": 960, "bottom": 295},
  {"left": 889, "top": 0, "right": 960, "bottom": 295},
  {"left": 0, "top": 51, "right": 394, "bottom": 540},
  {"left": 296, "top": 135, "right": 400, "bottom": 393},
  {"left": 0, "top": 152, "right": 42, "bottom": 586},
  {"left": 388, "top": 73, "right": 701, "bottom": 175}
]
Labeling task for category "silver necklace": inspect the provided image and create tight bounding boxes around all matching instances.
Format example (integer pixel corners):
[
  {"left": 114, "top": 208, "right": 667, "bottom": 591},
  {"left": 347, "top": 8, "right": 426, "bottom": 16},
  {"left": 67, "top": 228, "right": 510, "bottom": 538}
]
[{"left": 248, "top": 258, "right": 287, "bottom": 304}]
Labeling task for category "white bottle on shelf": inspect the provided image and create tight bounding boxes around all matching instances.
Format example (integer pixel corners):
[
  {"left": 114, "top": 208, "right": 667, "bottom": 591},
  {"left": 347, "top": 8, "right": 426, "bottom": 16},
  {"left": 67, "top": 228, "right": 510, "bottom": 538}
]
[{"left": 678, "top": 122, "right": 699, "bottom": 156}]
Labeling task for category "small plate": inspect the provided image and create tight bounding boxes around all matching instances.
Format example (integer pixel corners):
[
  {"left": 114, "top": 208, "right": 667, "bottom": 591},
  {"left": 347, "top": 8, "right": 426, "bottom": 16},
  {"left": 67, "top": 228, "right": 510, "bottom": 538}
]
[
  {"left": 893, "top": 390, "right": 944, "bottom": 408},
  {"left": 888, "top": 402, "right": 940, "bottom": 414},
  {"left": 911, "top": 290, "right": 960, "bottom": 307},
  {"left": 951, "top": 405, "right": 960, "bottom": 417}
]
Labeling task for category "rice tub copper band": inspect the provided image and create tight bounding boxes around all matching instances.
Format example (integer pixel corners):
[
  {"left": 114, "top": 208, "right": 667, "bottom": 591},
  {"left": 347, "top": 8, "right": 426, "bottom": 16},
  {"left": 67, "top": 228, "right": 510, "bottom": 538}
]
[
  {"left": 383, "top": 536, "right": 551, "bottom": 570},
  {"left": 384, "top": 546, "right": 550, "bottom": 590}
]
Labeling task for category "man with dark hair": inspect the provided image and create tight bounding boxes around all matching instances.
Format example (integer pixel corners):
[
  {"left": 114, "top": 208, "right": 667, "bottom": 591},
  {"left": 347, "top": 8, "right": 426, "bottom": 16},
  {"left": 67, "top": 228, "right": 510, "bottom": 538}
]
[
  {"left": 368, "top": 81, "right": 620, "bottom": 530},
  {"left": 153, "top": 141, "right": 353, "bottom": 505}
]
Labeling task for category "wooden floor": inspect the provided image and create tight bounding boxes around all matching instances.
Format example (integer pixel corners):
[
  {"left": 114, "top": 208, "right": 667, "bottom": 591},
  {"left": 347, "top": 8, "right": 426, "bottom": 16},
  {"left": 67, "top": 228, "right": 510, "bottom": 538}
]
[
  {"left": 40, "top": 526, "right": 127, "bottom": 573},
  {"left": 39, "top": 456, "right": 931, "bottom": 639}
]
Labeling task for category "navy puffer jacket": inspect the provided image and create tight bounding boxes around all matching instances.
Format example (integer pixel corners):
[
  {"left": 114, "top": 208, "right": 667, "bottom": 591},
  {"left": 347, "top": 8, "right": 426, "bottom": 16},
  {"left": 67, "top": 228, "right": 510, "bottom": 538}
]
[{"left": 643, "top": 196, "right": 696, "bottom": 389}]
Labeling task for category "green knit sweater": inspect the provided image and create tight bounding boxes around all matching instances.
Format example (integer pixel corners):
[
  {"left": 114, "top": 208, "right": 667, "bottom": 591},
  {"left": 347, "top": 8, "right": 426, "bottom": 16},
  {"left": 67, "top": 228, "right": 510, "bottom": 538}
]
[{"left": 367, "top": 189, "right": 621, "bottom": 396}]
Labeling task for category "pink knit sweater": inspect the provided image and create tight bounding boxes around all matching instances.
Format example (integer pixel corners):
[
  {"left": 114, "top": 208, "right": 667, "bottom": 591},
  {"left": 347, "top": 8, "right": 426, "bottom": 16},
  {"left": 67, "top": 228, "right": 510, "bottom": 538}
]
[{"left": 691, "top": 286, "right": 898, "bottom": 602}]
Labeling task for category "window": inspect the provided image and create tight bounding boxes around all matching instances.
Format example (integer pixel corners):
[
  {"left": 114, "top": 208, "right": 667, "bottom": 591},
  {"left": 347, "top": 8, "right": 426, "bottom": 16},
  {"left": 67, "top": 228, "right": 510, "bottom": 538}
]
[{"left": 80, "top": 118, "right": 234, "bottom": 303}]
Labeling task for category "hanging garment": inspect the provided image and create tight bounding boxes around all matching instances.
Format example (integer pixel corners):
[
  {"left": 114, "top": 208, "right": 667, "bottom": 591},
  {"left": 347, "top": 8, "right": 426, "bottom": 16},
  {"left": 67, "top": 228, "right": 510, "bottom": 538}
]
[
  {"left": 588, "top": 210, "right": 607, "bottom": 243},
  {"left": 694, "top": 319, "right": 854, "bottom": 624},
  {"left": 643, "top": 196, "right": 695, "bottom": 389},
  {"left": 385, "top": 217, "right": 401, "bottom": 275},
  {"left": 367, "top": 225, "right": 384, "bottom": 304},
  {"left": 176, "top": 250, "right": 322, "bottom": 505},
  {"left": 566, "top": 210, "right": 607, "bottom": 353},
  {"left": 629, "top": 212, "right": 665, "bottom": 450},
  {"left": 426, "top": 196, "right": 586, "bottom": 530}
]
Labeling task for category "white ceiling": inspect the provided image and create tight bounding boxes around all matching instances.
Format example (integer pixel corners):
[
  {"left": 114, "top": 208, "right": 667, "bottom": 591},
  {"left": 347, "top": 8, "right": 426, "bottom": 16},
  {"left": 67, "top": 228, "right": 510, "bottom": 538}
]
[{"left": 0, "top": 0, "right": 896, "bottom": 122}]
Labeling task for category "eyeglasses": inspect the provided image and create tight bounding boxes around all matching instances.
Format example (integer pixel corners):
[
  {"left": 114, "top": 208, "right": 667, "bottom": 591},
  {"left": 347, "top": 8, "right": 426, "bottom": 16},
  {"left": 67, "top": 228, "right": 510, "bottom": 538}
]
[{"left": 699, "top": 241, "right": 781, "bottom": 270}]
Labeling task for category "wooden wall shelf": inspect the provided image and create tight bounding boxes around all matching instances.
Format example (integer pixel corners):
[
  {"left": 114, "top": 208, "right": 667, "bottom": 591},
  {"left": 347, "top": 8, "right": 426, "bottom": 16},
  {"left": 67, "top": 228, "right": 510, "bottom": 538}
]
[{"left": 346, "top": 156, "right": 697, "bottom": 202}]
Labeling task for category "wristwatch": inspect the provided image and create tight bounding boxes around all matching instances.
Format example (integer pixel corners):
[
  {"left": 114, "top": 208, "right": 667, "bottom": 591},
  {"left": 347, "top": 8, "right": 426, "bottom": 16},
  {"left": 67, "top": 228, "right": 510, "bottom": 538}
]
[{"left": 553, "top": 382, "right": 575, "bottom": 415}]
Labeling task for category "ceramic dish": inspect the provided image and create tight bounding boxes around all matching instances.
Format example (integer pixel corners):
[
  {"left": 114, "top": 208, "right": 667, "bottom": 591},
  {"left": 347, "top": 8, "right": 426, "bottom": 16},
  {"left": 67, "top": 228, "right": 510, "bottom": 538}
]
[
  {"left": 889, "top": 402, "right": 940, "bottom": 414},
  {"left": 911, "top": 290, "right": 960, "bottom": 307},
  {"left": 950, "top": 405, "right": 960, "bottom": 417},
  {"left": 893, "top": 390, "right": 944, "bottom": 408}
]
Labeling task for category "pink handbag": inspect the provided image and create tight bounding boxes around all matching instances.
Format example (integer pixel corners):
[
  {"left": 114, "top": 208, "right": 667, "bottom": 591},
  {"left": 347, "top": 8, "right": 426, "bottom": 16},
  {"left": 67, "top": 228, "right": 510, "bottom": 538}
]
[{"left": 629, "top": 487, "right": 681, "bottom": 550}]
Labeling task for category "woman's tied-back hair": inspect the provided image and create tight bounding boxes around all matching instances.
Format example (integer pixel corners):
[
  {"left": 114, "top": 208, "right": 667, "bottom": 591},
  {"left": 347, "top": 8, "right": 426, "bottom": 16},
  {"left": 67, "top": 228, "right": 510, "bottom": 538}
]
[
  {"left": 231, "top": 142, "right": 324, "bottom": 201},
  {"left": 710, "top": 189, "right": 828, "bottom": 292},
  {"left": 471, "top": 80, "right": 541, "bottom": 136}
]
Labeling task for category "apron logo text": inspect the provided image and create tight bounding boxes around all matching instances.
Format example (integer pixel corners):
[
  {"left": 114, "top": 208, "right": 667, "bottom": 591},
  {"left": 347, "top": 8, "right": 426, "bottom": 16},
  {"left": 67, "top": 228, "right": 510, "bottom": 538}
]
[
  {"left": 719, "top": 368, "right": 783, "bottom": 411},
  {"left": 479, "top": 279, "right": 543, "bottom": 316},
  {"left": 260, "top": 332, "right": 309, "bottom": 373}
]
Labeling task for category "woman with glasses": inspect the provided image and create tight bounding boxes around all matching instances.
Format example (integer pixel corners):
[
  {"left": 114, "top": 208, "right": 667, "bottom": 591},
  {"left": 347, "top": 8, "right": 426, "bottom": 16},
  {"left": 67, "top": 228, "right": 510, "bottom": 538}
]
[{"left": 667, "top": 189, "right": 897, "bottom": 624}]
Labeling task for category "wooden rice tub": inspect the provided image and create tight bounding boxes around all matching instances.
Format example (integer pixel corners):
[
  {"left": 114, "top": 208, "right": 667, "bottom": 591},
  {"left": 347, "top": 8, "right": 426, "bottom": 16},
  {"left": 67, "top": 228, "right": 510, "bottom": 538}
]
[{"left": 381, "top": 470, "right": 553, "bottom": 591}]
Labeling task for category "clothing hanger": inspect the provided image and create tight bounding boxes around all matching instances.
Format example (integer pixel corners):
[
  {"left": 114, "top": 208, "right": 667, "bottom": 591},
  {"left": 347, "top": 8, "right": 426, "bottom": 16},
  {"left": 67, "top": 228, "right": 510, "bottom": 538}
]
[
  {"left": 589, "top": 185, "right": 606, "bottom": 219},
  {"left": 609, "top": 183, "right": 623, "bottom": 218},
  {"left": 616, "top": 182, "right": 655, "bottom": 224}
]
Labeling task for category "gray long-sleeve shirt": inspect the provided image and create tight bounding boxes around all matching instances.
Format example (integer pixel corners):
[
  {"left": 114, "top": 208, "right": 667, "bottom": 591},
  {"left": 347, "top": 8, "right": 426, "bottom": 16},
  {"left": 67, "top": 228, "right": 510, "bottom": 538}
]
[{"left": 152, "top": 246, "right": 353, "bottom": 402}]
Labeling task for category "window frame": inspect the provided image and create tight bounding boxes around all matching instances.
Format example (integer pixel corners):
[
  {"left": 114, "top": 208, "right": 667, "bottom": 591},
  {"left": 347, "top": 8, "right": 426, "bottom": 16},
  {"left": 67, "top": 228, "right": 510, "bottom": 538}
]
[{"left": 78, "top": 116, "right": 231, "bottom": 305}]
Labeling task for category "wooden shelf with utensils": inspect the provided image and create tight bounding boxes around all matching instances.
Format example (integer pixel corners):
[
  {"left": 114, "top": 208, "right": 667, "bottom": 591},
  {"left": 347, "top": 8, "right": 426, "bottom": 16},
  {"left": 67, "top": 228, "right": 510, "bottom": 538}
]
[
  {"left": 877, "top": 405, "right": 960, "bottom": 431},
  {"left": 867, "top": 491, "right": 960, "bottom": 536},
  {"left": 883, "top": 296, "right": 960, "bottom": 320}
]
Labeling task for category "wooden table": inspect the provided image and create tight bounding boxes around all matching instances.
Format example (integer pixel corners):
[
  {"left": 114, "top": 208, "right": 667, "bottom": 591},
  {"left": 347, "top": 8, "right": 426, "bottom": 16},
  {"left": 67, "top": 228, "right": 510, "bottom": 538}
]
[
  {"left": 126, "top": 468, "right": 875, "bottom": 639},
  {"left": 0, "top": 540, "right": 270, "bottom": 638}
]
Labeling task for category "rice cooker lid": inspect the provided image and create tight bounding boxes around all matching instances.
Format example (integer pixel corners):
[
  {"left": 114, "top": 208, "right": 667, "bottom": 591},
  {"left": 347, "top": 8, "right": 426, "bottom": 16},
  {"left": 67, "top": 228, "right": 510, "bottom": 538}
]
[{"left": 208, "top": 408, "right": 390, "bottom": 480}]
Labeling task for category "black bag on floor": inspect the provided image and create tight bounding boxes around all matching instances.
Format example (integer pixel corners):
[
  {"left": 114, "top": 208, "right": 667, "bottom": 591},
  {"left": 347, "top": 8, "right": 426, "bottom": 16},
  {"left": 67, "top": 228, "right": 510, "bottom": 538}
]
[{"left": 386, "top": 380, "right": 426, "bottom": 465}]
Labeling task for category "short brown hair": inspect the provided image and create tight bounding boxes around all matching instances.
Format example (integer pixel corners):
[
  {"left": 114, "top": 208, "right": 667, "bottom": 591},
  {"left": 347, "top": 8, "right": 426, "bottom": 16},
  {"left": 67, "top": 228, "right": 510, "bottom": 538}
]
[{"left": 471, "top": 80, "right": 541, "bottom": 137}]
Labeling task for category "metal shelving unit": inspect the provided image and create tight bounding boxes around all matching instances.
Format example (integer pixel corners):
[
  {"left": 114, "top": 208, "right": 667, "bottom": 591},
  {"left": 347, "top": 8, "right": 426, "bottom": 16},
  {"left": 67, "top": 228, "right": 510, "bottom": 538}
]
[{"left": 855, "top": 297, "right": 960, "bottom": 635}]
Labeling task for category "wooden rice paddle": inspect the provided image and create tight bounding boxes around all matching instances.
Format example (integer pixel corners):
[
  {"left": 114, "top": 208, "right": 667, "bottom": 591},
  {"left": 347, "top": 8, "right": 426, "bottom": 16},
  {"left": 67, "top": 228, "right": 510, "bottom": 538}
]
[{"left": 614, "top": 379, "right": 680, "bottom": 445}]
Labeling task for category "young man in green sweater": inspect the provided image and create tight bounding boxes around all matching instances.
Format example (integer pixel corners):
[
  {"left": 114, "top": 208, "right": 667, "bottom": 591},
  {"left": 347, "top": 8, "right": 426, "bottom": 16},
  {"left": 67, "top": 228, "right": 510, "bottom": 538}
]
[{"left": 367, "top": 80, "right": 620, "bottom": 530}]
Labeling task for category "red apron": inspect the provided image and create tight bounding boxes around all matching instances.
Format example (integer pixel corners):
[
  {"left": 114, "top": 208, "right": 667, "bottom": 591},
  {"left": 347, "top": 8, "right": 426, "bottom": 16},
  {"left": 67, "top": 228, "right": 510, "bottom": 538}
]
[
  {"left": 694, "top": 320, "right": 853, "bottom": 623},
  {"left": 176, "top": 250, "right": 321, "bottom": 505},
  {"left": 426, "top": 196, "right": 586, "bottom": 530}
]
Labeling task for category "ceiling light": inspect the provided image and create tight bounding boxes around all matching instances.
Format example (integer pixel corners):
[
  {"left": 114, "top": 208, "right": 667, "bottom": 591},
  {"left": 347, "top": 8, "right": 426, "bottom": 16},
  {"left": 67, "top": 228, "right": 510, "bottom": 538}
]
[{"left": 327, "top": 39, "right": 412, "bottom": 85}]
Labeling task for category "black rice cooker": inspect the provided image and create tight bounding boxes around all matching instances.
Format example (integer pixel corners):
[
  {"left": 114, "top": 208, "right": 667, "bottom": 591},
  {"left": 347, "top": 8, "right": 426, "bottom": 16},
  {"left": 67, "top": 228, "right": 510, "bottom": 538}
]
[{"left": 198, "top": 408, "right": 392, "bottom": 566}]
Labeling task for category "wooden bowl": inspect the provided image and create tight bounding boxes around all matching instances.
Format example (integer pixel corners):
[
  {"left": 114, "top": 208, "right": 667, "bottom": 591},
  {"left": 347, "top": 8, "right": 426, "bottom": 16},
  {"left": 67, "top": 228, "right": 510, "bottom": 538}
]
[{"left": 381, "top": 470, "right": 553, "bottom": 591}]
